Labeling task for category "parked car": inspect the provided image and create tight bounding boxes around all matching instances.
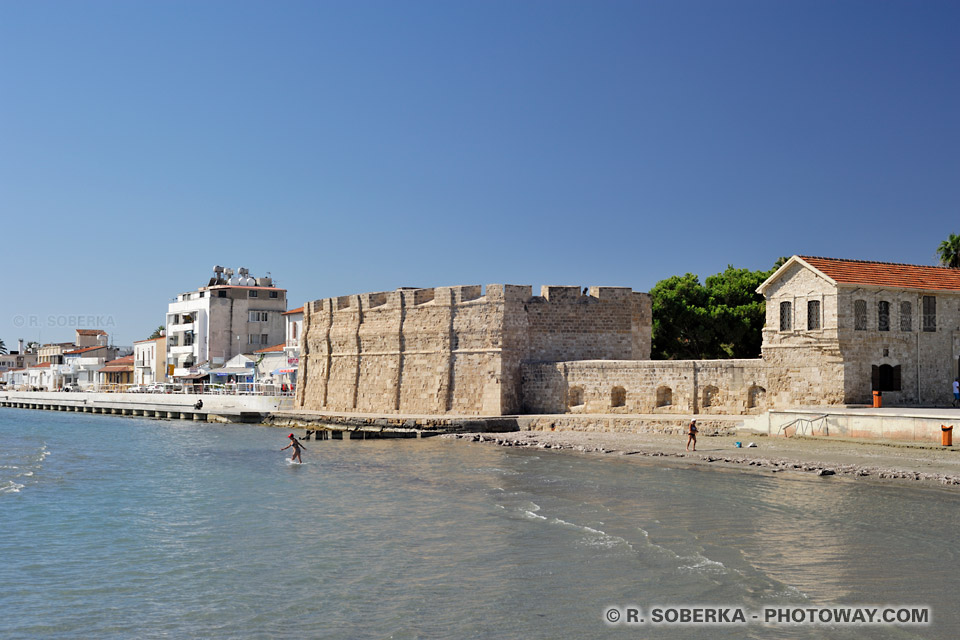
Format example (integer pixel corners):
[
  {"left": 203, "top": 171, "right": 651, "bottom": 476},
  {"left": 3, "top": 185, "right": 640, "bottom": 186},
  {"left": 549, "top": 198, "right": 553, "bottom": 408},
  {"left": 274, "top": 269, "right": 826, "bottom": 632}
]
[{"left": 127, "top": 385, "right": 148, "bottom": 393}]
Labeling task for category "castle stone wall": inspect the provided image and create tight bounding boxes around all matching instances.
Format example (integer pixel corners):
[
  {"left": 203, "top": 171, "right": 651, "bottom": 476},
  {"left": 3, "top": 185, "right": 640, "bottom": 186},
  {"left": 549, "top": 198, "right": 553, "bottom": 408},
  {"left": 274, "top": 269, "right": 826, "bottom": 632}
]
[
  {"left": 296, "top": 284, "right": 651, "bottom": 416},
  {"left": 521, "top": 359, "right": 769, "bottom": 415}
]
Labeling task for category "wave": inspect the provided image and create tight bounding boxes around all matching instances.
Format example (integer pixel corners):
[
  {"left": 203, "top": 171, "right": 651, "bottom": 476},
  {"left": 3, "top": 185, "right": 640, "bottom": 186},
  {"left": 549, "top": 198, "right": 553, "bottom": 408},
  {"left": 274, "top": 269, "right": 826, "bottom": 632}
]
[
  {"left": 0, "top": 480, "right": 25, "bottom": 494},
  {"left": 507, "top": 501, "right": 633, "bottom": 549},
  {"left": 0, "top": 443, "right": 49, "bottom": 496},
  {"left": 468, "top": 467, "right": 521, "bottom": 476}
]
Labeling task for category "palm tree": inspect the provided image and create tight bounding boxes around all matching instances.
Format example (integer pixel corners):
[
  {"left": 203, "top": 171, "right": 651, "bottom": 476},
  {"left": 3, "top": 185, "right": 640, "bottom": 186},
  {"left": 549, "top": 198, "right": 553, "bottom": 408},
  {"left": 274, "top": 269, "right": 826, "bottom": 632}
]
[
  {"left": 937, "top": 233, "right": 960, "bottom": 268},
  {"left": 149, "top": 325, "right": 165, "bottom": 339},
  {"left": 0, "top": 338, "right": 6, "bottom": 355}
]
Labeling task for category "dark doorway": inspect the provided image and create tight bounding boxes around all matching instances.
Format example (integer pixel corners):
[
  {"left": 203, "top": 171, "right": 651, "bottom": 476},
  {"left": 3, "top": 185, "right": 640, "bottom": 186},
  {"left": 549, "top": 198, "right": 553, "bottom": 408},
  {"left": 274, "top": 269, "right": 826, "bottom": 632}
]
[{"left": 872, "top": 364, "right": 901, "bottom": 392}]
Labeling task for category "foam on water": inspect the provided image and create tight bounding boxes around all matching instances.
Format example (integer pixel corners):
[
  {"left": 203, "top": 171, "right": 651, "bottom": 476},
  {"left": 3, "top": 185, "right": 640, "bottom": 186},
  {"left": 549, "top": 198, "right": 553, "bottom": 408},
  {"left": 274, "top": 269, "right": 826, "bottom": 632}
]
[
  {"left": 0, "top": 442, "right": 49, "bottom": 497},
  {"left": 1, "top": 480, "right": 24, "bottom": 494}
]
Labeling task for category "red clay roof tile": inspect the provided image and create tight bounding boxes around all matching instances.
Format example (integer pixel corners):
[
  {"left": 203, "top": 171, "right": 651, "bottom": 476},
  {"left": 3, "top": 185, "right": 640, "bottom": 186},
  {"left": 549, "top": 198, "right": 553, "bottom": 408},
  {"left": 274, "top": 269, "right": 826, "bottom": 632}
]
[{"left": 800, "top": 256, "right": 960, "bottom": 292}]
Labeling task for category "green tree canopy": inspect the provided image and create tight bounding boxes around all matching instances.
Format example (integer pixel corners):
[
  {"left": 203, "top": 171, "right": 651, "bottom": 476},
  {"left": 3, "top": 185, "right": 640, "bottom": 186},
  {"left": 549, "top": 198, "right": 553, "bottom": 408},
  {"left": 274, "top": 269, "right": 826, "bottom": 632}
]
[
  {"left": 149, "top": 325, "right": 165, "bottom": 340},
  {"left": 0, "top": 338, "right": 6, "bottom": 355},
  {"left": 937, "top": 233, "right": 960, "bottom": 268},
  {"left": 651, "top": 261, "right": 780, "bottom": 360}
]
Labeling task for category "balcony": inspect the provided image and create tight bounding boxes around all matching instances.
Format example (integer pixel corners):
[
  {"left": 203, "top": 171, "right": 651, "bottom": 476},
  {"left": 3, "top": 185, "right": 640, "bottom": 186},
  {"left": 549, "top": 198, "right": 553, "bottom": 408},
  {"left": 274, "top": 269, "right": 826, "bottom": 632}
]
[{"left": 167, "top": 322, "right": 196, "bottom": 334}]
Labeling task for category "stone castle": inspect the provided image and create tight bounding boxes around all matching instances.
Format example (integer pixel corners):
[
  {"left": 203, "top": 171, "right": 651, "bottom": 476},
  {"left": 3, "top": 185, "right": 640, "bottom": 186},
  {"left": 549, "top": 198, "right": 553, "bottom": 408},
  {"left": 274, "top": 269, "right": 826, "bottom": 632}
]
[
  {"left": 295, "top": 285, "right": 651, "bottom": 415},
  {"left": 296, "top": 256, "right": 960, "bottom": 416}
]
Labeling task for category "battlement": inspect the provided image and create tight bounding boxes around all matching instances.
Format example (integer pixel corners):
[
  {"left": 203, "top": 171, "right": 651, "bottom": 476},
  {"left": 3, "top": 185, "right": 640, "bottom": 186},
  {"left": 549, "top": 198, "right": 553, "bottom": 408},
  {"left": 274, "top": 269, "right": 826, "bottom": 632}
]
[
  {"left": 309, "top": 284, "right": 644, "bottom": 309},
  {"left": 297, "top": 282, "right": 651, "bottom": 416}
]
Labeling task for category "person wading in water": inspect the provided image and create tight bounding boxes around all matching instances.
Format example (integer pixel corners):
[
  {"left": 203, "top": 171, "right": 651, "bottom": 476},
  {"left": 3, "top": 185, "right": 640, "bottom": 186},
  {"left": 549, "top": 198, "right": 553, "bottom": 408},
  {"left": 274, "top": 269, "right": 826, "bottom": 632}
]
[{"left": 281, "top": 433, "right": 307, "bottom": 463}]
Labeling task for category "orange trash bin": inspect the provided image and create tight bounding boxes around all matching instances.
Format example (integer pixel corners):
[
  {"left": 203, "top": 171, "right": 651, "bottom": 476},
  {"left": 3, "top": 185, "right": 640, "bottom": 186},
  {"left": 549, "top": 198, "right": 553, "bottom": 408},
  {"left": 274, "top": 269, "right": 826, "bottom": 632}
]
[
  {"left": 942, "top": 425, "right": 953, "bottom": 447},
  {"left": 873, "top": 390, "right": 882, "bottom": 408}
]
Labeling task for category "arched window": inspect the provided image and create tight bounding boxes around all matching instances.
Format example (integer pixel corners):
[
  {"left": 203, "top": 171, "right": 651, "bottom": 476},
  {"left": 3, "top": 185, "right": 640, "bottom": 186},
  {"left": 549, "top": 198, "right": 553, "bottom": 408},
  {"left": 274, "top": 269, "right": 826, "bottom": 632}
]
[
  {"left": 900, "top": 301, "right": 912, "bottom": 331},
  {"left": 779, "top": 301, "right": 792, "bottom": 331},
  {"left": 568, "top": 386, "right": 584, "bottom": 408},
  {"left": 702, "top": 385, "right": 719, "bottom": 408},
  {"left": 854, "top": 299, "right": 867, "bottom": 330},
  {"left": 611, "top": 386, "right": 626, "bottom": 408},
  {"left": 878, "top": 301, "right": 890, "bottom": 332},
  {"left": 655, "top": 386, "right": 672, "bottom": 408},
  {"left": 747, "top": 385, "right": 766, "bottom": 409},
  {"left": 923, "top": 296, "right": 936, "bottom": 332},
  {"left": 807, "top": 300, "right": 821, "bottom": 330}
]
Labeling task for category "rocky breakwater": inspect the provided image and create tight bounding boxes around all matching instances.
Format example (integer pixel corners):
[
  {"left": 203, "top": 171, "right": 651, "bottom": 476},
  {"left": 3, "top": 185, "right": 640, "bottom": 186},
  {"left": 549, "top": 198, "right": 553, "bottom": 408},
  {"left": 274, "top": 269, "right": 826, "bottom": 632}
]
[{"left": 443, "top": 432, "right": 960, "bottom": 488}]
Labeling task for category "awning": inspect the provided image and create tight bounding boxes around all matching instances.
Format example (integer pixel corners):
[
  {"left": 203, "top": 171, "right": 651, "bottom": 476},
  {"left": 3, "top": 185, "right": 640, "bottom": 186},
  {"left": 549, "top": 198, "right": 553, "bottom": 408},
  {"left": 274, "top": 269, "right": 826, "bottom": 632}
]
[
  {"left": 177, "top": 372, "right": 210, "bottom": 380},
  {"left": 211, "top": 368, "right": 255, "bottom": 377},
  {"left": 100, "top": 365, "right": 134, "bottom": 373}
]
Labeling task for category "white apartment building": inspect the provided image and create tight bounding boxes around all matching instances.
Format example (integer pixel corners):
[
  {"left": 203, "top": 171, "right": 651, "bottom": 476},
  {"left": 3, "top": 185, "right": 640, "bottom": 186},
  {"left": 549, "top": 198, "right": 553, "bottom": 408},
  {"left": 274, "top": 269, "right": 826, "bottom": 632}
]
[
  {"left": 282, "top": 306, "right": 303, "bottom": 387},
  {"left": 166, "top": 266, "right": 287, "bottom": 378}
]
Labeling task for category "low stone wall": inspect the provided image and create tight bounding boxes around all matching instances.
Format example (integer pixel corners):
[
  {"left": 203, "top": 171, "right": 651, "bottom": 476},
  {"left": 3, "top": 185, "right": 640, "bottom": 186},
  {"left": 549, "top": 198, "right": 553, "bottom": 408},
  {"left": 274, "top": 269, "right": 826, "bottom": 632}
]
[
  {"left": 265, "top": 411, "right": 519, "bottom": 434},
  {"left": 517, "top": 415, "right": 742, "bottom": 435},
  {"left": 521, "top": 359, "right": 769, "bottom": 415}
]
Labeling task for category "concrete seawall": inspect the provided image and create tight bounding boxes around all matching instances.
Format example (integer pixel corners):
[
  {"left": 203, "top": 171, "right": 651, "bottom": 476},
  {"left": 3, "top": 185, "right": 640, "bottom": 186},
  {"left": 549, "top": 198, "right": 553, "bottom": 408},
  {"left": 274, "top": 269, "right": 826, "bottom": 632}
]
[
  {"left": 742, "top": 407, "right": 960, "bottom": 443},
  {"left": 0, "top": 391, "right": 294, "bottom": 423}
]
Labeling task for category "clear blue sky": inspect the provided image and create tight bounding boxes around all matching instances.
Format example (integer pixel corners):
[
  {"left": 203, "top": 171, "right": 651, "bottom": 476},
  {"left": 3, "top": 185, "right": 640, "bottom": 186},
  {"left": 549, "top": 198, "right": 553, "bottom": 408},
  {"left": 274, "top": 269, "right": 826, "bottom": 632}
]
[{"left": 1, "top": 0, "right": 958, "bottom": 346}]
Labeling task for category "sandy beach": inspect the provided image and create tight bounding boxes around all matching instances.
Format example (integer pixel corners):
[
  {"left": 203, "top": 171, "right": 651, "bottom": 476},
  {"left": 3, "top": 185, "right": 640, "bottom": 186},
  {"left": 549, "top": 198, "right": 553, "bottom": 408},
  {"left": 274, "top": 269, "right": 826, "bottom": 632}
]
[{"left": 444, "top": 429, "right": 960, "bottom": 489}]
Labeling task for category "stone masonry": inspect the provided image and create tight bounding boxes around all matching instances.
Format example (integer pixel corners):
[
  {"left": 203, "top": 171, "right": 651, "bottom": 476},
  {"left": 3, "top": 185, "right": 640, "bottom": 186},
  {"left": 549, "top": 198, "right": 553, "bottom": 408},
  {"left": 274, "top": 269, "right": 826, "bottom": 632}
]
[
  {"left": 296, "top": 285, "right": 651, "bottom": 416},
  {"left": 521, "top": 359, "right": 769, "bottom": 416},
  {"left": 759, "top": 256, "right": 960, "bottom": 407}
]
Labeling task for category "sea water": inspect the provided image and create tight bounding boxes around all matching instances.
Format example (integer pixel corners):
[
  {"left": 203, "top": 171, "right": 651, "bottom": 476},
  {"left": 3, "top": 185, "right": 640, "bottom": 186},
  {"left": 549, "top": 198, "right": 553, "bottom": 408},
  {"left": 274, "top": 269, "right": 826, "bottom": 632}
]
[{"left": 1, "top": 408, "right": 957, "bottom": 639}]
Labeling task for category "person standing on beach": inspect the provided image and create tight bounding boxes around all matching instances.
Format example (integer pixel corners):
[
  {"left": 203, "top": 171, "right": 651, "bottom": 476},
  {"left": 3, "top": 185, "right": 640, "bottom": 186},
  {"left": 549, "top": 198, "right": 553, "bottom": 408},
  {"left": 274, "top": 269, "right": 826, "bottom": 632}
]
[
  {"left": 953, "top": 379, "right": 959, "bottom": 407},
  {"left": 281, "top": 433, "right": 307, "bottom": 463},
  {"left": 686, "top": 420, "right": 697, "bottom": 451}
]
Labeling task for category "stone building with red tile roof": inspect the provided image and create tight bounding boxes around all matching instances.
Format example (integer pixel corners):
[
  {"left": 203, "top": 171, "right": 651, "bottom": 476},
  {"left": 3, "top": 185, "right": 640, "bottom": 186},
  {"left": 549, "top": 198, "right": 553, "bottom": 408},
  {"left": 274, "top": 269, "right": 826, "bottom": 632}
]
[{"left": 756, "top": 255, "right": 960, "bottom": 407}]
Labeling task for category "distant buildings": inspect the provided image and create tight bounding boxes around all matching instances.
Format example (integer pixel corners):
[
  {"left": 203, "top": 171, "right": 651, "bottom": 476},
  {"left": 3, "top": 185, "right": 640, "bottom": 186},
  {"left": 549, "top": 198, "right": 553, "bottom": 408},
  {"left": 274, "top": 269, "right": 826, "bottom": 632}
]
[
  {"left": 75, "top": 329, "right": 109, "bottom": 348},
  {"left": 1, "top": 266, "right": 298, "bottom": 392},
  {"left": 282, "top": 306, "right": 303, "bottom": 389},
  {"left": 99, "top": 355, "right": 135, "bottom": 389},
  {"left": 133, "top": 337, "right": 167, "bottom": 387},
  {"left": 0, "top": 340, "right": 38, "bottom": 374},
  {"left": 62, "top": 345, "right": 117, "bottom": 390},
  {"left": 37, "top": 342, "right": 76, "bottom": 365},
  {"left": 165, "top": 266, "right": 288, "bottom": 382}
]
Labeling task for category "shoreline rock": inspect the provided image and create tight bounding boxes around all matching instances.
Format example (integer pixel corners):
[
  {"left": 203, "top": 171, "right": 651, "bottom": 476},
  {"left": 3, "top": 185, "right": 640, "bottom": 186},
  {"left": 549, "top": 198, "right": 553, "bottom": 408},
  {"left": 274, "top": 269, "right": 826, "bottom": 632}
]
[{"left": 442, "top": 432, "right": 960, "bottom": 488}]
